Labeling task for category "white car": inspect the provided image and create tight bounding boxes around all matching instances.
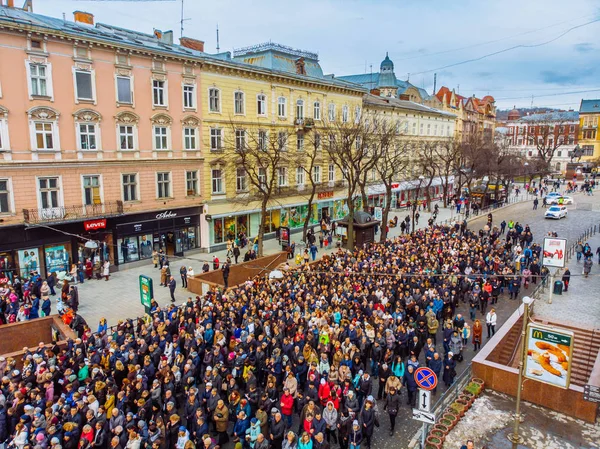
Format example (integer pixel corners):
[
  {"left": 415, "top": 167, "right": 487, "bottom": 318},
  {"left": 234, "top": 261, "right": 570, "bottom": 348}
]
[
  {"left": 548, "top": 195, "right": 573, "bottom": 205},
  {"left": 546, "top": 192, "right": 562, "bottom": 198},
  {"left": 545, "top": 205, "right": 568, "bottom": 219}
]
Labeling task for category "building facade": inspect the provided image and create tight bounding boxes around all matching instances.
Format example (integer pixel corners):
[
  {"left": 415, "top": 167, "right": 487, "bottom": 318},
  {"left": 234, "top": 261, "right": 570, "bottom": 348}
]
[
  {"left": 579, "top": 99, "right": 600, "bottom": 161},
  {"left": 504, "top": 109, "right": 579, "bottom": 174}
]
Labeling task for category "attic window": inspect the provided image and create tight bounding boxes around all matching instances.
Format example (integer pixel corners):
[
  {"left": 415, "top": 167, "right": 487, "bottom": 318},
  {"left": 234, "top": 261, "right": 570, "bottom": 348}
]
[
  {"left": 295, "top": 57, "right": 306, "bottom": 75},
  {"left": 31, "top": 40, "right": 42, "bottom": 49}
]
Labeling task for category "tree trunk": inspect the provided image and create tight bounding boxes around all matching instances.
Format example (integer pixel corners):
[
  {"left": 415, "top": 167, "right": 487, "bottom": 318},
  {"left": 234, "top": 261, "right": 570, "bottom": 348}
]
[
  {"left": 303, "top": 187, "right": 317, "bottom": 243},
  {"left": 360, "top": 184, "right": 369, "bottom": 213},
  {"left": 257, "top": 197, "right": 268, "bottom": 257},
  {"left": 346, "top": 195, "right": 355, "bottom": 248},
  {"left": 380, "top": 184, "right": 393, "bottom": 242},
  {"left": 425, "top": 180, "right": 434, "bottom": 212}
]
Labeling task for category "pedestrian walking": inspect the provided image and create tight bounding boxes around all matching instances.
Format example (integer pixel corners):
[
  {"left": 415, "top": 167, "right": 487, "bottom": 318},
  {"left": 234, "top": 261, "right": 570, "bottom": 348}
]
[
  {"left": 562, "top": 268, "right": 571, "bottom": 291},
  {"left": 233, "top": 244, "right": 241, "bottom": 264},
  {"left": 222, "top": 262, "right": 230, "bottom": 289},
  {"left": 103, "top": 260, "right": 110, "bottom": 281},
  {"left": 583, "top": 257, "right": 593, "bottom": 278},
  {"left": 533, "top": 198, "right": 538, "bottom": 210},
  {"left": 443, "top": 352, "right": 457, "bottom": 387},
  {"left": 384, "top": 385, "right": 400, "bottom": 436}
]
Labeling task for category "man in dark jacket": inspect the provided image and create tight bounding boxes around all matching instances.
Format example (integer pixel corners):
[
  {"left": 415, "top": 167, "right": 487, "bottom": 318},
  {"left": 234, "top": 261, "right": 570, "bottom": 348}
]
[
  {"left": 168, "top": 276, "right": 176, "bottom": 302},
  {"left": 383, "top": 386, "right": 400, "bottom": 436},
  {"left": 429, "top": 352, "right": 443, "bottom": 394},
  {"left": 222, "top": 262, "right": 230, "bottom": 289},
  {"left": 92, "top": 421, "right": 108, "bottom": 449},
  {"left": 269, "top": 411, "right": 285, "bottom": 449},
  {"left": 403, "top": 365, "right": 418, "bottom": 406}
]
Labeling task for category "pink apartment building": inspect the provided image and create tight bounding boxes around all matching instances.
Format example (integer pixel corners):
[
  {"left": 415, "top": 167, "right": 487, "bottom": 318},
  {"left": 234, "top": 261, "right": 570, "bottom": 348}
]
[{"left": 0, "top": 2, "right": 208, "bottom": 277}]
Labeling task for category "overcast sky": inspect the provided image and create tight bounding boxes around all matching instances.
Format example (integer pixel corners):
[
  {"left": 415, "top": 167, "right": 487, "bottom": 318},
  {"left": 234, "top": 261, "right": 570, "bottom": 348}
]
[{"left": 36, "top": 0, "right": 600, "bottom": 110}]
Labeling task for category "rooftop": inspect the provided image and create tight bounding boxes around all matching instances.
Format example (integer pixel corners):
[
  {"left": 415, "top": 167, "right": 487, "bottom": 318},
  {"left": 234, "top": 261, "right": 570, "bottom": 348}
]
[
  {"left": 516, "top": 111, "right": 579, "bottom": 123},
  {"left": 580, "top": 99, "right": 600, "bottom": 114},
  {"left": 363, "top": 94, "right": 456, "bottom": 118}
]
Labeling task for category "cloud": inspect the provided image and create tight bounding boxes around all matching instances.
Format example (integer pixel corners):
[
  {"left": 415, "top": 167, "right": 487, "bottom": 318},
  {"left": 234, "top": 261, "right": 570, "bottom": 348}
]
[
  {"left": 540, "top": 68, "right": 597, "bottom": 85},
  {"left": 574, "top": 43, "right": 594, "bottom": 53}
]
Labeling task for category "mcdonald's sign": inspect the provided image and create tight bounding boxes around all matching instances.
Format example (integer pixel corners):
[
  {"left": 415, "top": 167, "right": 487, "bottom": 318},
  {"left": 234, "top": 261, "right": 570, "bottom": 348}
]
[{"left": 524, "top": 323, "right": 574, "bottom": 389}]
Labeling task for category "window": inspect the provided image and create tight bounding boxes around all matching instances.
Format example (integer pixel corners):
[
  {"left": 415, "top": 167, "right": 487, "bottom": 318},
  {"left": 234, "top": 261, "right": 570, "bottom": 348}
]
[
  {"left": 296, "top": 167, "right": 305, "bottom": 185},
  {"left": 434, "top": 124, "right": 437, "bottom": 136},
  {"left": 296, "top": 133, "right": 304, "bottom": 151},
  {"left": 234, "top": 129, "right": 246, "bottom": 152},
  {"left": 30, "top": 64, "right": 48, "bottom": 96},
  {"left": 278, "top": 97, "right": 287, "bottom": 117},
  {"left": 354, "top": 106, "right": 361, "bottom": 124},
  {"left": 412, "top": 123, "right": 417, "bottom": 135},
  {"left": 557, "top": 151, "right": 562, "bottom": 157},
  {"left": 234, "top": 91, "right": 245, "bottom": 115},
  {"left": 211, "top": 169, "right": 224, "bottom": 194},
  {"left": 296, "top": 99, "right": 304, "bottom": 119},
  {"left": 342, "top": 105, "right": 349, "bottom": 123},
  {"left": 157, "top": 172, "right": 171, "bottom": 198},
  {"left": 152, "top": 80, "right": 166, "bottom": 106},
  {"left": 122, "top": 174, "right": 137, "bottom": 201},
  {"left": 210, "top": 128, "right": 223, "bottom": 151},
  {"left": 328, "top": 103, "right": 336, "bottom": 121},
  {"left": 258, "top": 167, "right": 267, "bottom": 188},
  {"left": 39, "top": 177, "right": 60, "bottom": 209},
  {"left": 278, "top": 167, "right": 287, "bottom": 187},
  {"left": 116, "top": 76, "right": 132, "bottom": 104},
  {"left": 183, "top": 85, "right": 195, "bottom": 109},
  {"left": 0, "top": 179, "right": 11, "bottom": 213},
  {"left": 328, "top": 164, "right": 335, "bottom": 182},
  {"left": 119, "top": 125, "right": 135, "bottom": 150},
  {"left": 78, "top": 124, "right": 97, "bottom": 150},
  {"left": 35, "top": 123, "right": 54, "bottom": 150},
  {"left": 154, "top": 126, "right": 168, "bottom": 150},
  {"left": 569, "top": 136, "right": 574, "bottom": 145},
  {"left": 83, "top": 175, "right": 101, "bottom": 206},
  {"left": 420, "top": 123, "right": 424, "bottom": 135},
  {"left": 427, "top": 124, "right": 431, "bottom": 135},
  {"left": 313, "top": 166, "right": 321, "bottom": 184},
  {"left": 278, "top": 132, "right": 288, "bottom": 150},
  {"left": 186, "top": 171, "right": 198, "bottom": 196},
  {"left": 258, "top": 130, "right": 268, "bottom": 151},
  {"left": 328, "top": 134, "right": 336, "bottom": 150},
  {"left": 236, "top": 168, "right": 247, "bottom": 191},
  {"left": 313, "top": 101, "right": 321, "bottom": 120},
  {"left": 447, "top": 125, "right": 451, "bottom": 136},
  {"left": 183, "top": 127, "right": 197, "bottom": 150},
  {"left": 75, "top": 71, "right": 93, "bottom": 101},
  {"left": 570, "top": 125, "right": 575, "bottom": 133},
  {"left": 209, "top": 88, "right": 221, "bottom": 112},
  {"left": 257, "top": 94, "right": 267, "bottom": 116},
  {"left": 314, "top": 133, "right": 321, "bottom": 150}
]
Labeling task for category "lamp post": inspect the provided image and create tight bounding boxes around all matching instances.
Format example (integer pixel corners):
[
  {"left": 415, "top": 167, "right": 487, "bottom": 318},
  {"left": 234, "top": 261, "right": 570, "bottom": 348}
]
[
  {"left": 412, "top": 175, "right": 425, "bottom": 233},
  {"left": 508, "top": 295, "right": 532, "bottom": 448}
]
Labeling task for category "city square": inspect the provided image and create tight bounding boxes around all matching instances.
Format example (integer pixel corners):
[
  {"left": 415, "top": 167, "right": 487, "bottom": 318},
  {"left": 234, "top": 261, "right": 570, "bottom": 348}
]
[{"left": 0, "top": 1, "right": 599, "bottom": 449}]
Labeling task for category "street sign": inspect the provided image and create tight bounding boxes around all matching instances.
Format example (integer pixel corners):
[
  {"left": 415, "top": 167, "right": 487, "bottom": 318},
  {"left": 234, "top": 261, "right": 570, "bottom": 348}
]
[
  {"left": 412, "top": 409, "right": 435, "bottom": 425},
  {"left": 418, "top": 389, "right": 431, "bottom": 412},
  {"left": 415, "top": 367, "right": 438, "bottom": 391},
  {"left": 524, "top": 323, "right": 573, "bottom": 389},
  {"left": 542, "top": 237, "right": 567, "bottom": 268},
  {"left": 139, "top": 275, "right": 153, "bottom": 311},
  {"left": 583, "top": 385, "right": 600, "bottom": 403}
]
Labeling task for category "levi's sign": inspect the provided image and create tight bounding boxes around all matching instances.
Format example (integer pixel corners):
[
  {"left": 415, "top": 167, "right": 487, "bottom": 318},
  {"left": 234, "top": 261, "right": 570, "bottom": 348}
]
[
  {"left": 84, "top": 219, "right": 106, "bottom": 231},
  {"left": 156, "top": 211, "right": 177, "bottom": 219}
]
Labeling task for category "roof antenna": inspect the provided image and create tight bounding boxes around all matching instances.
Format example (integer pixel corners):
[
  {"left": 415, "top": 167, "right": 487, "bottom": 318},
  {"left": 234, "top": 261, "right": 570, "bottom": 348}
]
[
  {"left": 180, "top": 0, "right": 191, "bottom": 39},
  {"left": 433, "top": 73, "right": 437, "bottom": 95},
  {"left": 216, "top": 24, "right": 220, "bottom": 53},
  {"left": 407, "top": 72, "right": 410, "bottom": 82},
  {"left": 62, "top": 12, "right": 66, "bottom": 24}
]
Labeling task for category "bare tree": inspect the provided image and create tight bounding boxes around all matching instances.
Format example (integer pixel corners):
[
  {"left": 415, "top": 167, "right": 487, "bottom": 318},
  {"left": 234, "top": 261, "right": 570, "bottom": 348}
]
[
  {"left": 414, "top": 140, "right": 439, "bottom": 212},
  {"left": 435, "top": 138, "right": 461, "bottom": 207},
  {"left": 224, "top": 124, "right": 293, "bottom": 257},
  {"left": 456, "top": 132, "right": 490, "bottom": 195},
  {"left": 526, "top": 113, "right": 569, "bottom": 175},
  {"left": 375, "top": 133, "right": 411, "bottom": 241},
  {"left": 298, "top": 131, "right": 323, "bottom": 242},
  {"left": 322, "top": 115, "right": 377, "bottom": 248}
]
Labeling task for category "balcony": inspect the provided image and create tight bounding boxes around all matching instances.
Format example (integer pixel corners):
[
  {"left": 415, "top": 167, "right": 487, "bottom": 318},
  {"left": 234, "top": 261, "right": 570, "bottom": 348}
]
[
  {"left": 294, "top": 118, "right": 315, "bottom": 130},
  {"left": 23, "top": 201, "right": 124, "bottom": 225}
]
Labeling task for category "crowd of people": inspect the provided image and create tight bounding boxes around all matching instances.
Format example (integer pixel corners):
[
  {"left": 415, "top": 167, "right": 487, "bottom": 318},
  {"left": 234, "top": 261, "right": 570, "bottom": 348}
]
[{"left": 0, "top": 214, "right": 542, "bottom": 449}]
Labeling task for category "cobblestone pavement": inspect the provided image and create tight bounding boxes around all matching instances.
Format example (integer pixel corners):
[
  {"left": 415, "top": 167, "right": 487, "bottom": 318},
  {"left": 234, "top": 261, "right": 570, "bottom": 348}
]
[{"left": 444, "top": 390, "right": 600, "bottom": 449}]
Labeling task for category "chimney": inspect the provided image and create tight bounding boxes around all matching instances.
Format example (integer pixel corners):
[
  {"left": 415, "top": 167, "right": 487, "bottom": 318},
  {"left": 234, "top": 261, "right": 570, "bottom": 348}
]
[
  {"left": 160, "top": 30, "right": 173, "bottom": 45},
  {"left": 370, "top": 88, "right": 381, "bottom": 96},
  {"left": 180, "top": 36, "right": 205, "bottom": 52},
  {"left": 73, "top": 10, "right": 94, "bottom": 25}
]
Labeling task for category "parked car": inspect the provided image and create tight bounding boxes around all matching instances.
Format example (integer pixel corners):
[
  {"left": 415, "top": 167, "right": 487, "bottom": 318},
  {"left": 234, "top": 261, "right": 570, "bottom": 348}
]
[
  {"left": 546, "top": 192, "right": 562, "bottom": 198},
  {"left": 548, "top": 195, "right": 573, "bottom": 205},
  {"left": 545, "top": 205, "right": 568, "bottom": 219}
]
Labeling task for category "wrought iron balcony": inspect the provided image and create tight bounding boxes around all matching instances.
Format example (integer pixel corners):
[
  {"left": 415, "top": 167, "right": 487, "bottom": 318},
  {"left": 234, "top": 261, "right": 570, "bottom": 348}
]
[
  {"left": 294, "top": 118, "right": 315, "bottom": 129},
  {"left": 23, "top": 201, "right": 124, "bottom": 225}
]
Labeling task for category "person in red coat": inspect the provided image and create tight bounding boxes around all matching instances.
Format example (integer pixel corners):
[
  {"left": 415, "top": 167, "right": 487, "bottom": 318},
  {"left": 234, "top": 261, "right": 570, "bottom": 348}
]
[
  {"left": 318, "top": 378, "right": 331, "bottom": 407},
  {"left": 280, "top": 388, "right": 294, "bottom": 428}
]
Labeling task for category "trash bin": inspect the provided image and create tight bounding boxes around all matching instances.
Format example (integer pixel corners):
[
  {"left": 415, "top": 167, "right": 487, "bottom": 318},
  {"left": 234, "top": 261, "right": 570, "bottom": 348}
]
[{"left": 553, "top": 280, "right": 563, "bottom": 295}]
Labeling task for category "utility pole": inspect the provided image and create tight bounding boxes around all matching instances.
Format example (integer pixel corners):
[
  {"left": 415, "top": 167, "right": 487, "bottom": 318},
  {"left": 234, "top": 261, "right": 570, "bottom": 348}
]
[{"left": 216, "top": 24, "right": 220, "bottom": 52}]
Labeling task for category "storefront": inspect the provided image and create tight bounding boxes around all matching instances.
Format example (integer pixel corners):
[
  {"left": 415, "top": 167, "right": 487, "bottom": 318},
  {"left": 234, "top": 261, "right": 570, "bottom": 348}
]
[
  {"left": 112, "top": 206, "right": 201, "bottom": 266},
  {"left": 366, "top": 177, "right": 455, "bottom": 211},
  {"left": 206, "top": 192, "right": 349, "bottom": 250}
]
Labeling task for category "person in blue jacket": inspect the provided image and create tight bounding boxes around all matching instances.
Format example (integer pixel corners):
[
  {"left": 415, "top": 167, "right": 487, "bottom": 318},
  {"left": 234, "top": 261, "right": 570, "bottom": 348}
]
[
  {"left": 403, "top": 365, "right": 418, "bottom": 407},
  {"left": 429, "top": 352, "right": 443, "bottom": 394}
]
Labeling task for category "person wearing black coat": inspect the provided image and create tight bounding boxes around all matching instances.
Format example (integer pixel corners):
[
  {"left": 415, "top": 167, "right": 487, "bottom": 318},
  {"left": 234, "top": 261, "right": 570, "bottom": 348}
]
[
  {"left": 337, "top": 411, "right": 352, "bottom": 449},
  {"left": 383, "top": 386, "right": 400, "bottom": 436},
  {"left": 403, "top": 365, "right": 418, "bottom": 407},
  {"left": 443, "top": 353, "right": 457, "bottom": 387},
  {"left": 0, "top": 405, "right": 7, "bottom": 444},
  {"left": 92, "top": 421, "right": 108, "bottom": 449},
  {"left": 428, "top": 353, "right": 443, "bottom": 394},
  {"left": 269, "top": 412, "right": 285, "bottom": 449}
]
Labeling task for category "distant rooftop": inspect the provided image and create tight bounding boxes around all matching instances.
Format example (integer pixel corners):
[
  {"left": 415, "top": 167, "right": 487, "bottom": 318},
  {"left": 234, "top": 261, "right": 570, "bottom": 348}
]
[
  {"left": 580, "top": 99, "right": 600, "bottom": 114},
  {"left": 517, "top": 111, "right": 579, "bottom": 123}
]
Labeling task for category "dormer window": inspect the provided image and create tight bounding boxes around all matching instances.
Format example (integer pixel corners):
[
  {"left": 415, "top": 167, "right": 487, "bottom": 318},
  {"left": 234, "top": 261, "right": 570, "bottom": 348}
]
[{"left": 295, "top": 58, "right": 306, "bottom": 75}]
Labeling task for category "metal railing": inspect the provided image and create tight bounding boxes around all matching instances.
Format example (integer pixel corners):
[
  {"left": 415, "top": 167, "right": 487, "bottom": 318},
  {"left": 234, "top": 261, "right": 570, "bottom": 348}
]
[
  {"left": 23, "top": 200, "right": 124, "bottom": 225},
  {"left": 431, "top": 365, "right": 473, "bottom": 416}
]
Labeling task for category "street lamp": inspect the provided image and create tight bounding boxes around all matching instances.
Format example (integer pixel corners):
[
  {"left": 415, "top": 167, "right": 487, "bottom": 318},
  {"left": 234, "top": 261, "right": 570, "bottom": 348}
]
[
  {"left": 412, "top": 175, "right": 425, "bottom": 233},
  {"left": 508, "top": 295, "right": 533, "bottom": 448}
]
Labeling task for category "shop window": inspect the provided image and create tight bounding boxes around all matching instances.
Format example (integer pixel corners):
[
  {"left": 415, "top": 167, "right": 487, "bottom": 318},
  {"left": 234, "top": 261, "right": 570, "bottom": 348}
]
[
  {"left": 212, "top": 218, "right": 224, "bottom": 244},
  {"left": 139, "top": 234, "right": 153, "bottom": 259},
  {"left": 118, "top": 237, "right": 140, "bottom": 263},
  {"left": 17, "top": 248, "right": 40, "bottom": 278},
  {"left": 0, "top": 252, "right": 14, "bottom": 282},
  {"left": 45, "top": 244, "right": 71, "bottom": 274},
  {"left": 83, "top": 175, "right": 101, "bottom": 206}
]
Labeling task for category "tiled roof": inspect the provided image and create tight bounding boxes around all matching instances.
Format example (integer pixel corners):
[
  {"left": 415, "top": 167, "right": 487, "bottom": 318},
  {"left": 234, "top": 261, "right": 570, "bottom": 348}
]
[
  {"left": 518, "top": 111, "right": 579, "bottom": 122},
  {"left": 0, "top": 6, "right": 364, "bottom": 92},
  {"left": 580, "top": 99, "right": 600, "bottom": 114}
]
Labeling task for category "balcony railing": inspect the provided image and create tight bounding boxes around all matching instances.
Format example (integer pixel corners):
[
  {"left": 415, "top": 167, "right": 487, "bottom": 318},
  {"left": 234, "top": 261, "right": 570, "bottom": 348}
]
[
  {"left": 23, "top": 201, "right": 124, "bottom": 225},
  {"left": 294, "top": 118, "right": 315, "bottom": 129}
]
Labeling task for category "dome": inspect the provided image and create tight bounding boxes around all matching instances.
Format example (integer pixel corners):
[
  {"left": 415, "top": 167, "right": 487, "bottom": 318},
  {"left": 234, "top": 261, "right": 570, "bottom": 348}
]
[
  {"left": 380, "top": 53, "right": 394, "bottom": 71},
  {"left": 508, "top": 106, "right": 520, "bottom": 121}
]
